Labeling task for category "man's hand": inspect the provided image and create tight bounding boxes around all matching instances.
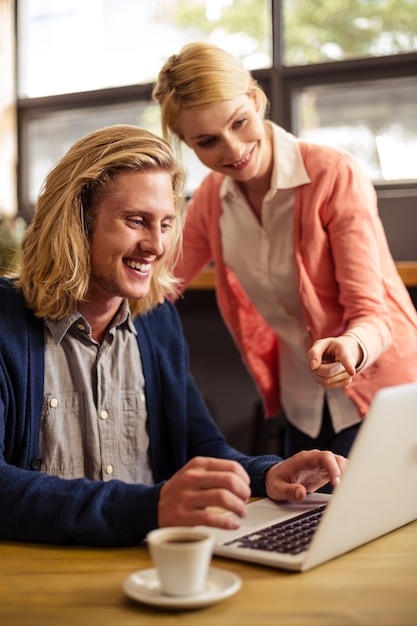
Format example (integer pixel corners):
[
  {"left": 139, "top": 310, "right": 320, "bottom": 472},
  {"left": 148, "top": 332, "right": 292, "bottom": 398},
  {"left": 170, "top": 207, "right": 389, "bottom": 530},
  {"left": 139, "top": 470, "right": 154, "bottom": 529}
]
[
  {"left": 265, "top": 450, "right": 348, "bottom": 502},
  {"left": 158, "top": 457, "right": 251, "bottom": 530},
  {"left": 308, "top": 335, "right": 363, "bottom": 388}
]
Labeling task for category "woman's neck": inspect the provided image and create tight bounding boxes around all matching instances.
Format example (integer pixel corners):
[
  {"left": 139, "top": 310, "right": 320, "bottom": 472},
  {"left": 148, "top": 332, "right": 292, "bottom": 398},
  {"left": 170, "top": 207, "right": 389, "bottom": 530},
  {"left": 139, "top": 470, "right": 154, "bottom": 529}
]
[{"left": 238, "top": 133, "right": 273, "bottom": 222}]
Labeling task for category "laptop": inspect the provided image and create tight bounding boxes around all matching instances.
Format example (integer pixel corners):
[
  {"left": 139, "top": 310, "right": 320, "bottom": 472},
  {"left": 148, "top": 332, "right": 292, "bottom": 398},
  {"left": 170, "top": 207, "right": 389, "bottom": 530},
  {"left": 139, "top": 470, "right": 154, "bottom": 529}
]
[{"left": 200, "top": 382, "right": 417, "bottom": 572}]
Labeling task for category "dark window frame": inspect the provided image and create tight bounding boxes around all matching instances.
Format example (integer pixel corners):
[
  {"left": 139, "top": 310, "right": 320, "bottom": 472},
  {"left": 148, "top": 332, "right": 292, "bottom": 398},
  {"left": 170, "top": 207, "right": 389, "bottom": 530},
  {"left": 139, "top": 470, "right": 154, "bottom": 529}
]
[{"left": 16, "top": 0, "right": 417, "bottom": 218}]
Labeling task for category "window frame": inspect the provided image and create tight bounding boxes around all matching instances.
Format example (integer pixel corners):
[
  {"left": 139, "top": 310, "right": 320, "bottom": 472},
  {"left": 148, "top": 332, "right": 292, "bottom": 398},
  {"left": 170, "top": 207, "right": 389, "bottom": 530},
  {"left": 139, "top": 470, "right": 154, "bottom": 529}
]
[{"left": 16, "top": 0, "right": 417, "bottom": 218}]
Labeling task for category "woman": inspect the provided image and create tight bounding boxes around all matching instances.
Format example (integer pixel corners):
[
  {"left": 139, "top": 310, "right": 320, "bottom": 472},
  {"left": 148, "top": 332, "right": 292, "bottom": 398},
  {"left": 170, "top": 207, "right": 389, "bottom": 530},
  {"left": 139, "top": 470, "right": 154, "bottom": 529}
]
[{"left": 153, "top": 42, "right": 417, "bottom": 462}]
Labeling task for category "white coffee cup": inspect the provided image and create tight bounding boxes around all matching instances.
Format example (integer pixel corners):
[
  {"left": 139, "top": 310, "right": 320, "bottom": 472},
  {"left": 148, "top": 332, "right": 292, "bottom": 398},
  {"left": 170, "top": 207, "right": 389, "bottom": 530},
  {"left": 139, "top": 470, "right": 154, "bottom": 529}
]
[{"left": 146, "top": 527, "right": 214, "bottom": 596}]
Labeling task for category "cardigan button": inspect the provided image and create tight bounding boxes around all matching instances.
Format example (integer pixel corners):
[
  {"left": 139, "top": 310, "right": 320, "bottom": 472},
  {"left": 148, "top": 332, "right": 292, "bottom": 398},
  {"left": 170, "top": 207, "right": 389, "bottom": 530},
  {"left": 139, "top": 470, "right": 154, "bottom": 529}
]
[{"left": 30, "top": 457, "right": 43, "bottom": 470}]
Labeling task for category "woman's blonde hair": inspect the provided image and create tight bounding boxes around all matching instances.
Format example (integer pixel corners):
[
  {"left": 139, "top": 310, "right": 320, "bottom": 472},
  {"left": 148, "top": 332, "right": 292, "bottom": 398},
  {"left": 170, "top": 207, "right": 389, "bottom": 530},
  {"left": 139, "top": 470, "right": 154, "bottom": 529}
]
[
  {"left": 153, "top": 42, "right": 268, "bottom": 149},
  {"left": 15, "top": 124, "right": 186, "bottom": 319}
]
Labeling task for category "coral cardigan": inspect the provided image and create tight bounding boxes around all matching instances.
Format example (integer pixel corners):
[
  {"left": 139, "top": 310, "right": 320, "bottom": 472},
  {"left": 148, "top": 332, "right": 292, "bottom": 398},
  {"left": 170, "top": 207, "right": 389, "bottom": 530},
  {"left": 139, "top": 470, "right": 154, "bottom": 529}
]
[{"left": 175, "top": 139, "right": 417, "bottom": 418}]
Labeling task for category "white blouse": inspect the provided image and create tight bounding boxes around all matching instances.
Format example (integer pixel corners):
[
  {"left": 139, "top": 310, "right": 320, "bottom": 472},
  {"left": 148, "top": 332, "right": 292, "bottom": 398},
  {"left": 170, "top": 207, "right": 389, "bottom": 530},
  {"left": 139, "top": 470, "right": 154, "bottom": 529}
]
[{"left": 219, "top": 122, "right": 361, "bottom": 437}]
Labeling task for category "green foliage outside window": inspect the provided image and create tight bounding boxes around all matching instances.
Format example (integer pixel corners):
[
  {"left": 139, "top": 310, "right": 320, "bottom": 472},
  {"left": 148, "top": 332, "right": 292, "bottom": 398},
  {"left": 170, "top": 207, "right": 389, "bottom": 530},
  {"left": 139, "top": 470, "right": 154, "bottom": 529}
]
[
  {"left": 0, "top": 218, "right": 26, "bottom": 273},
  {"left": 154, "top": 0, "right": 270, "bottom": 60},
  {"left": 155, "top": 0, "right": 417, "bottom": 66},
  {"left": 283, "top": 0, "right": 417, "bottom": 64}
]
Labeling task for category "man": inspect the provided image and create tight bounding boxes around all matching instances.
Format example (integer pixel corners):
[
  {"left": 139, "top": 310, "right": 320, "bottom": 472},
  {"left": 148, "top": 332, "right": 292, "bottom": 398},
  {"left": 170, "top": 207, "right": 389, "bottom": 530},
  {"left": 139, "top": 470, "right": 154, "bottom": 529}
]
[{"left": 0, "top": 125, "right": 346, "bottom": 546}]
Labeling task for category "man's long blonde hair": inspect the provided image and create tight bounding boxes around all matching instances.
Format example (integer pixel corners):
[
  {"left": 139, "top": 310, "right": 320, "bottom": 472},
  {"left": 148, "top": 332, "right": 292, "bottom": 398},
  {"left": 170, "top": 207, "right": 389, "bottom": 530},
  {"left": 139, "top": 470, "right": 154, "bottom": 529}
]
[
  {"left": 153, "top": 41, "right": 268, "bottom": 150},
  {"left": 15, "top": 125, "right": 186, "bottom": 319}
]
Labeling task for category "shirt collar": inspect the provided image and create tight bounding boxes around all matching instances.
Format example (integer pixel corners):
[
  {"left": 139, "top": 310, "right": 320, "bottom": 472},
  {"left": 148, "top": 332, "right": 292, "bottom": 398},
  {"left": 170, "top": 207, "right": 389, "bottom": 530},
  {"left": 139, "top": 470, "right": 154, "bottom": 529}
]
[
  {"left": 44, "top": 299, "right": 137, "bottom": 344},
  {"left": 221, "top": 121, "right": 311, "bottom": 199}
]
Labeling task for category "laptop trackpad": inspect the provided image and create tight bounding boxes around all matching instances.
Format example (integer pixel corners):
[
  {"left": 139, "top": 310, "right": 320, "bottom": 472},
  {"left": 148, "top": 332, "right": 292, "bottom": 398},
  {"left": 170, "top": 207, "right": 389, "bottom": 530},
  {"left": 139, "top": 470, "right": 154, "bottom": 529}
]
[{"left": 244, "top": 494, "right": 331, "bottom": 527}]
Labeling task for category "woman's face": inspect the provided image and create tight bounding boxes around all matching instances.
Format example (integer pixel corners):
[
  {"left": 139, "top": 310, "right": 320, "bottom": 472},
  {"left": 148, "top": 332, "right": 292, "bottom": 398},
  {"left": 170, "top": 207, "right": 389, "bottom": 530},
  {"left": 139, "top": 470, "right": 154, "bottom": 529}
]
[{"left": 179, "top": 93, "right": 271, "bottom": 184}]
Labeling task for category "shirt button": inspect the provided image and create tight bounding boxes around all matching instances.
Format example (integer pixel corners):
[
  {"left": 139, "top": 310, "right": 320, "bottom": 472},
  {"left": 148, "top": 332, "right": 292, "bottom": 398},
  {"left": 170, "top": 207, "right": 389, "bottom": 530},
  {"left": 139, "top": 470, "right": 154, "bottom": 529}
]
[
  {"left": 105, "top": 465, "right": 114, "bottom": 475},
  {"left": 140, "top": 393, "right": 146, "bottom": 403},
  {"left": 76, "top": 323, "right": 86, "bottom": 331},
  {"left": 30, "top": 457, "right": 43, "bottom": 470},
  {"left": 100, "top": 410, "right": 108, "bottom": 420},
  {"left": 49, "top": 398, "right": 58, "bottom": 408}
]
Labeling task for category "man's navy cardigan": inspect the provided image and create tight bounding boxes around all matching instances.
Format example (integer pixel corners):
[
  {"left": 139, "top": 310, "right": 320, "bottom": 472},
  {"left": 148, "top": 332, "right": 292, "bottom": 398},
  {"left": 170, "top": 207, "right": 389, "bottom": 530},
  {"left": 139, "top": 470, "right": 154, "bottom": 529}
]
[{"left": 0, "top": 277, "right": 280, "bottom": 546}]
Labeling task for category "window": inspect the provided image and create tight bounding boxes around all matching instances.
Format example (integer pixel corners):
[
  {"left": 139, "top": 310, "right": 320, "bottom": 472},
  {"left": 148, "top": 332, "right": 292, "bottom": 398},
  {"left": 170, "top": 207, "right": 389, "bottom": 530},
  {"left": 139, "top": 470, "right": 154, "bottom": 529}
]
[
  {"left": 25, "top": 101, "right": 159, "bottom": 203},
  {"left": 294, "top": 76, "right": 417, "bottom": 183},
  {"left": 279, "top": 0, "right": 417, "bottom": 186},
  {"left": 22, "top": 98, "right": 210, "bottom": 206},
  {"left": 17, "top": 0, "right": 271, "bottom": 212},
  {"left": 17, "top": 0, "right": 417, "bottom": 263},
  {"left": 282, "top": 0, "right": 417, "bottom": 65},
  {"left": 17, "top": 0, "right": 272, "bottom": 97}
]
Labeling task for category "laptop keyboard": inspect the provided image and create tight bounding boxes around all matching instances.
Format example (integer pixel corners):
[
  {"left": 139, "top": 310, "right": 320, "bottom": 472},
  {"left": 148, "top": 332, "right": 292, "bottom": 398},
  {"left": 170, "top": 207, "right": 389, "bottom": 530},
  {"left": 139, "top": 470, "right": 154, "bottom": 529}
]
[{"left": 224, "top": 504, "right": 327, "bottom": 555}]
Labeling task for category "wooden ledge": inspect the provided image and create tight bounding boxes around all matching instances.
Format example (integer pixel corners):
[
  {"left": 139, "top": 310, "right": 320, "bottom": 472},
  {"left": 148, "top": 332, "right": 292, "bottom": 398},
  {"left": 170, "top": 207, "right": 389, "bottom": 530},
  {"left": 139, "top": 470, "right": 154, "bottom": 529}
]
[
  {"left": 188, "top": 265, "right": 215, "bottom": 290},
  {"left": 395, "top": 261, "right": 417, "bottom": 287},
  {"left": 187, "top": 261, "right": 417, "bottom": 290}
]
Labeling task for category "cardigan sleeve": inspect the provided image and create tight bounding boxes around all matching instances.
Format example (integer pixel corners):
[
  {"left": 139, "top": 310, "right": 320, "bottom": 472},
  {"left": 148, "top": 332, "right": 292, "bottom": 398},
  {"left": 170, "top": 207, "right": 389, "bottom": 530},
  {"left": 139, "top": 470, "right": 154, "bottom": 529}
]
[
  {"left": 296, "top": 144, "right": 396, "bottom": 365},
  {"left": 0, "top": 461, "right": 164, "bottom": 546},
  {"left": 173, "top": 172, "right": 224, "bottom": 291}
]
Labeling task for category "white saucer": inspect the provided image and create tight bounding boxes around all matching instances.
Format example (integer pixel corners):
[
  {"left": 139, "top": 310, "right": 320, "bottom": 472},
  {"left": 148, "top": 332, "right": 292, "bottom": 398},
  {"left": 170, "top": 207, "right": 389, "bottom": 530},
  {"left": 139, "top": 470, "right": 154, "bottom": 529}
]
[{"left": 122, "top": 566, "right": 242, "bottom": 610}]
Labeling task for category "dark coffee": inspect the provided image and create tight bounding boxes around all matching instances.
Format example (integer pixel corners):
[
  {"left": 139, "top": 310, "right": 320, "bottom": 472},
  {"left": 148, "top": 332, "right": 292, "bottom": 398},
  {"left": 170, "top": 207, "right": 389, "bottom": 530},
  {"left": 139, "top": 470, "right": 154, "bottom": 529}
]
[{"left": 164, "top": 537, "right": 203, "bottom": 544}]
